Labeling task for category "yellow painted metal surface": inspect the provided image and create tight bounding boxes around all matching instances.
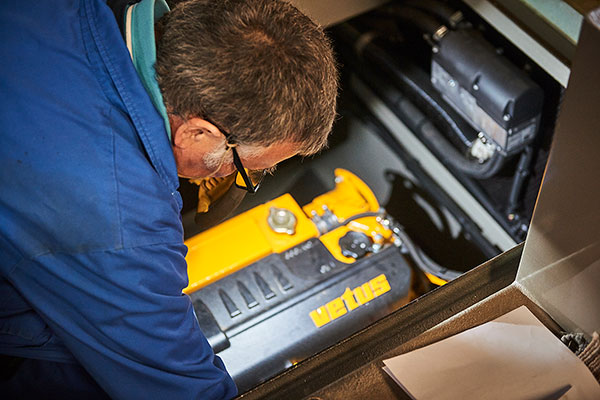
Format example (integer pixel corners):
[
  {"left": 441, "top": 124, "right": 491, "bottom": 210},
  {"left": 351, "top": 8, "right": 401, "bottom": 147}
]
[
  {"left": 184, "top": 168, "right": 392, "bottom": 294},
  {"left": 347, "top": 218, "right": 394, "bottom": 244},
  {"left": 318, "top": 217, "right": 394, "bottom": 264},
  {"left": 184, "top": 194, "right": 318, "bottom": 294},
  {"left": 319, "top": 226, "right": 356, "bottom": 263},
  {"left": 304, "top": 169, "right": 386, "bottom": 263},
  {"left": 302, "top": 169, "right": 380, "bottom": 220},
  {"left": 425, "top": 272, "right": 448, "bottom": 287}
]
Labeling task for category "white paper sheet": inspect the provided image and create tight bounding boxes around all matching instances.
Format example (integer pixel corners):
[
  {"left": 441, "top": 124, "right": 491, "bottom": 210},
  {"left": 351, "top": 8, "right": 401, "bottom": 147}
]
[{"left": 383, "top": 306, "right": 600, "bottom": 399}]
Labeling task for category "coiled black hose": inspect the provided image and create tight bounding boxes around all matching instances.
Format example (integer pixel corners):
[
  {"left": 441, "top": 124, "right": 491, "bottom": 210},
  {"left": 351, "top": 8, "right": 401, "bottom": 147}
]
[
  {"left": 347, "top": 24, "right": 506, "bottom": 179},
  {"left": 391, "top": 74, "right": 475, "bottom": 150},
  {"left": 420, "top": 120, "right": 505, "bottom": 180}
]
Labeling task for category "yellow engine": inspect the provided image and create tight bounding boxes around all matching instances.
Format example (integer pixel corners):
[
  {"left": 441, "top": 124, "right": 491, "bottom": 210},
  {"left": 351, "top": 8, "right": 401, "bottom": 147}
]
[
  {"left": 182, "top": 169, "right": 420, "bottom": 393},
  {"left": 184, "top": 168, "right": 397, "bottom": 294}
]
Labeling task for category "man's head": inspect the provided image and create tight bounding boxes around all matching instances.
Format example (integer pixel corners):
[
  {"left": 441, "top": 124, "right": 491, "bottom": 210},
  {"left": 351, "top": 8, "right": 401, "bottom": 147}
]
[{"left": 155, "top": 0, "right": 338, "bottom": 179}]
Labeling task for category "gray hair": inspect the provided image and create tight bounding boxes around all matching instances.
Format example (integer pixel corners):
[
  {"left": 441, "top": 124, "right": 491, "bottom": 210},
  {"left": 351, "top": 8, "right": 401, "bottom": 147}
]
[{"left": 155, "top": 0, "right": 338, "bottom": 155}]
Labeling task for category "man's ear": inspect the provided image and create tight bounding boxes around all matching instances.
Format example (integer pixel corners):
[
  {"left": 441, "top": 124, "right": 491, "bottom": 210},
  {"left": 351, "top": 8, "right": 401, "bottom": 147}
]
[{"left": 172, "top": 117, "right": 224, "bottom": 148}]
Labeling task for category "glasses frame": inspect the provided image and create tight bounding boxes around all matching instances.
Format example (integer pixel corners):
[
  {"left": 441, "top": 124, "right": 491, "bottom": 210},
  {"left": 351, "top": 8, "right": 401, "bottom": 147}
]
[
  {"left": 205, "top": 118, "right": 265, "bottom": 194},
  {"left": 230, "top": 145, "right": 265, "bottom": 194}
]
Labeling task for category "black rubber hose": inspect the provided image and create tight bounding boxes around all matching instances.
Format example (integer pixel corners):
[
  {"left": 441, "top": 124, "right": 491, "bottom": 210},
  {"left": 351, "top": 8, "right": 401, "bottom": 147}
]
[
  {"left": 506, "top": 145, "right": 534, "bottom": 215},
  {"left": 390, "top": 70, "right": 475, "bottom": 150},
  {"left": 335, "top": 23, "right": 521, "bottom": 240},
  {"left": 400, "top": 0, "right": 463, "bottom": 29},
  {"left": 393, "top": 224, "right": 462, "bottom": 282},
  {"left": 420, "top": 120, "right": 505, "bottom": 179},
  {"left": 341, "top": 97, "right": 502, "bottom": 257},
  {"left": 339, "top": 23, "right": 476, "bottom": 150},
  {"left": 353, "top": 29, "right": 506, "bottom": 179}
]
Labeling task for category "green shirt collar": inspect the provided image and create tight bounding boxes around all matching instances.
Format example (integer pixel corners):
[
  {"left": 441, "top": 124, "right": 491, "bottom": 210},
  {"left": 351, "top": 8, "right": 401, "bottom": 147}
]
[{"left": 125, "top": 0, "right": 172, "bottom": 140}]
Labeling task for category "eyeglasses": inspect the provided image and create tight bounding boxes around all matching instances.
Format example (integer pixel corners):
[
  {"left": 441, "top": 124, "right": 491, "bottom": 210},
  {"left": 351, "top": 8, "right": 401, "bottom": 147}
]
[
  {"left": 230, "top": 146, "right": 266, "bottom": 194},
  {"left": 206, "top": 118, "right": 266, "bottom": 194}
]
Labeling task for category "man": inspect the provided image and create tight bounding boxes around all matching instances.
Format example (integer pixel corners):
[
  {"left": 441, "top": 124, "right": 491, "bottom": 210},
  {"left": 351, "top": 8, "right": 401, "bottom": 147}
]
[{"left": 0, "top": 0, "right": 337, "bottom": 398}]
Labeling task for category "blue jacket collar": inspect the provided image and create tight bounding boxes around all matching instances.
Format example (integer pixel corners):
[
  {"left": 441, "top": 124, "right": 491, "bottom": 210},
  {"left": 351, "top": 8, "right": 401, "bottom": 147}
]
[
  {"left": 82, "top": 0, "right": 179, "bottom": 192},
  {"left": 124, "top": 0, "right": 172, "bottom": 140}
]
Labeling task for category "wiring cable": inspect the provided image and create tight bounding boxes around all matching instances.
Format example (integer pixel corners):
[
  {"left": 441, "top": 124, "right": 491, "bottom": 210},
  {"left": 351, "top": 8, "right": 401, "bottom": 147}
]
[
  {"left": 391, "top": 221, "right": 462, "bottom": 283},
  {"left": 337, "top": 211, "right": 462, "bottom": 284}
]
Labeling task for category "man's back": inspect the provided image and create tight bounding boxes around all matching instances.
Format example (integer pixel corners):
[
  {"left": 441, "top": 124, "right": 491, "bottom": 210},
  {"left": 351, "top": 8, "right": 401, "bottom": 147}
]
[{"left": 0, "top": 0, "right": 236, "bottom": 398}]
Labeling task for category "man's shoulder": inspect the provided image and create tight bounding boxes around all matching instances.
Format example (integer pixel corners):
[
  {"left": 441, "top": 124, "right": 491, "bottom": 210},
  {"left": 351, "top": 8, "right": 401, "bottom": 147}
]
[
  {"left": 0, "top": 0, "right": 183, "bottom": 265},
  {"left": 0, "top": 88, "right": 182, "bottom": 267},
  {"left": 1, "top": 136, "right": 182, "bottom": 268}
]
